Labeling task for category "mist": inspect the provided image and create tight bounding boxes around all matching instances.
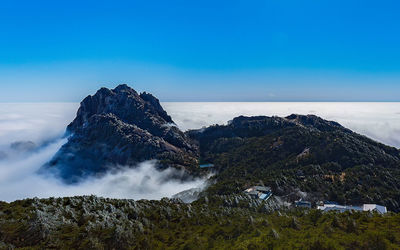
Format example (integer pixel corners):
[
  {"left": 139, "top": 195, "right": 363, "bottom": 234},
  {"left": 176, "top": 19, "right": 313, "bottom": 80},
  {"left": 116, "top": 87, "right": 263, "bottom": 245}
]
[
  {"left": 0, "top": 102, "right": 399, "bottom": 202},
  {"left": 0, "top": 103, "right": 208, "bottom": 202},
  {"left": 0, "top": 138, "right": 207, "bottom": 202},
  {"left": 163, "top": 102, "right": 400, "bottom": 148}
]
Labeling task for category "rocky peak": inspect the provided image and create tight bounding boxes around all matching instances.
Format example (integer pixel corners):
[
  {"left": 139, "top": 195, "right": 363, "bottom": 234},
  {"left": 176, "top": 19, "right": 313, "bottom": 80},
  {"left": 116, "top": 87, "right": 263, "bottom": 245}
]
[
  {"left": 285, "top": 114, "right": 345, "bottom": 132},
  {"left": 225, "top": 114, "right": 346, "bottom": 133},
  {"left": 229, "top": 114, "right": 345, "bottom": 133},
  {"left": 45, "top": 84, "right": 198, "bottom": 182},
  {"left": 140, "top": 91, "right": 173, "bottom": 123},
  {"left": 67, "top": 84, "right": 172, "bottom": 134},
  {"left": 229, "top": 116, "right": 290, "bottom": 128},
  {"left": 187, "top": 114, "right": 349, "bottom": 147},
  {"left": 113, "top": 83, "right": 136, "bottom": 93}
]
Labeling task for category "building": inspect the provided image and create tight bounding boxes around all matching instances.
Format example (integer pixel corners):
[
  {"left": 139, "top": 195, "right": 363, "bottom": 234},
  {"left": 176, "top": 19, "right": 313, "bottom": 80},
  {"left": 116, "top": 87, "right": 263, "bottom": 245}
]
[
  {"left": 317, "top": 202, "right": 387, "bottom": 214},
  {"left": 199, "top": 163, "right": 214, "bottom": 168},
  {"left": 244, "top": 186, "right": 272, "bottom": 201},
  {"left": 362, "top": 204, "right": 387, "bottom": 214},
  {"left": 295, "top": 200, "right": 311, "bottom": 208},
  {"left": 317, "top": 204, "right": 363, "bottom": 213}
]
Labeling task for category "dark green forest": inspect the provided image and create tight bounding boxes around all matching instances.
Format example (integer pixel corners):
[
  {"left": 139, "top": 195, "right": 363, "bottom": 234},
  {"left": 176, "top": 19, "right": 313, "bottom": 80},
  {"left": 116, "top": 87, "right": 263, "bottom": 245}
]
[{"left": 189, "top": 115, "right": 400, "bottom": 212}]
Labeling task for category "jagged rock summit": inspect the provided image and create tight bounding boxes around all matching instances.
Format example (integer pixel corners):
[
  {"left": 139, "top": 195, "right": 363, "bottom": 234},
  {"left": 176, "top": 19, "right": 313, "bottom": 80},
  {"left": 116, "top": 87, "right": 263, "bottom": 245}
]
[
  {"left": 45, "top": 84, "right": 198, "bottom": 182},
  {"left": 67, "top": 84, "right": 173, "bottom": 135}
]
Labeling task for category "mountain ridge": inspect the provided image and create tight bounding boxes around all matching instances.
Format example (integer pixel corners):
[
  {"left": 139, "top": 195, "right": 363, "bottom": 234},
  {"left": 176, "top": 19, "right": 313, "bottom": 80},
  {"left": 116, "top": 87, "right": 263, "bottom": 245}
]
[
  {"left": 189, "top": 114, "right": 400, "bottom": 211},
  {"left": 42, "top": 84, "right": 400, "bottom": 211}
]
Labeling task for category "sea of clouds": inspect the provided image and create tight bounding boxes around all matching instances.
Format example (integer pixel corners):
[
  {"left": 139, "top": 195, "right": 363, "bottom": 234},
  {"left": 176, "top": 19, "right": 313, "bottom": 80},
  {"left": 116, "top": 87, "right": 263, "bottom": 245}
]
[
  {"left": 164, "top": 102, "right": 400, "bottom": 148},
  {"left": 0, "top": 102, "right": 399, "bottom": 202}
]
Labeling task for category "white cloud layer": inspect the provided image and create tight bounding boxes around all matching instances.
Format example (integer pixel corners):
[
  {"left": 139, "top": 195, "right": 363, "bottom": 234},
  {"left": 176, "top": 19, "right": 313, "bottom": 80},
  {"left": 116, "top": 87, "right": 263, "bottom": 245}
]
[
  {"left": 163, "top": 102, "right": 400, "bottom": 148},
  {"left": 0, "top": 103, "right": 78, "bottom": 147},
  {"left": 0, "top": 138, "right": 207, "bottom": 202},
  {"left": 0, "top": 102, "right": 399, "bottom": 202}
]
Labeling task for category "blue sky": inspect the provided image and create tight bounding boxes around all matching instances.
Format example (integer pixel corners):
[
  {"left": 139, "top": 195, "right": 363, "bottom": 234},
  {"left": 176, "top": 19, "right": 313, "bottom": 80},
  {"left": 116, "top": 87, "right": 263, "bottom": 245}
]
[{"left": 0, "top": 0, "right": 400, "bottom": 101}]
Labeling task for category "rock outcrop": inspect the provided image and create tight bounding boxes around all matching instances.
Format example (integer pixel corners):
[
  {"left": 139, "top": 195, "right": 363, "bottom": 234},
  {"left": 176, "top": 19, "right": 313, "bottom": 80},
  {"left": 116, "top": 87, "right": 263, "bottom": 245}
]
[
  {"left": 44, "top": 84, "right": 198, "bottom": 182},
  {"left": 187, "top": 114, "right": 351, "bottom": 147}
]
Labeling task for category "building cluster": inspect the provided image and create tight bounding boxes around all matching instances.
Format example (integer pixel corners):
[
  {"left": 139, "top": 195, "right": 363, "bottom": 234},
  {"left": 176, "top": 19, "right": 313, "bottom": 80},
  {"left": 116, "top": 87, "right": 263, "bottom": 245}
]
[
  {"left": 243, "top": 186, "right": 388, "bottom": 214},
  {"left": 295, "top": 200, "right": 387, "bottom": 214},
  {"left": 317, "top": 202, "right": 387, "bottom": 214}
]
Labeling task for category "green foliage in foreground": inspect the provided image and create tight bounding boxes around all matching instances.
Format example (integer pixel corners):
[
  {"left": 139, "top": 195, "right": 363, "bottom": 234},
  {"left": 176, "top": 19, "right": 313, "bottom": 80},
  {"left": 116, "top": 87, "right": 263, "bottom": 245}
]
[{"left": 0, "top": 196, "right": 399, "bottom": 249}]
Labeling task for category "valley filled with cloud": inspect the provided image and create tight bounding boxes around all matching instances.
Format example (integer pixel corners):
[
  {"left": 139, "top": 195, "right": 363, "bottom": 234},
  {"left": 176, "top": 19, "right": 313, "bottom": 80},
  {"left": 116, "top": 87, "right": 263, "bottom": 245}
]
[{"left": 0, "top": 102, "right": 399, "bottom": 202}]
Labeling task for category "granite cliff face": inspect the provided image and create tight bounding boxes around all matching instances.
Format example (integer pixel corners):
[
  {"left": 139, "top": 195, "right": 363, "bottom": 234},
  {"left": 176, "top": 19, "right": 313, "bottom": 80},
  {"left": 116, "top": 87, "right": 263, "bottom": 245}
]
[{"left": 45, "top": 84, "right": 198, "bottom": 182}]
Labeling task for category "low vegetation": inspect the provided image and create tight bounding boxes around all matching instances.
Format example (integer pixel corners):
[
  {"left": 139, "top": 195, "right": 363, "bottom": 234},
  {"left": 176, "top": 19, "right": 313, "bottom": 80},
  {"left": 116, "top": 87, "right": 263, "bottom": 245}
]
[{"left": 0, "top": 196, "right": 399, "bottom": 249}]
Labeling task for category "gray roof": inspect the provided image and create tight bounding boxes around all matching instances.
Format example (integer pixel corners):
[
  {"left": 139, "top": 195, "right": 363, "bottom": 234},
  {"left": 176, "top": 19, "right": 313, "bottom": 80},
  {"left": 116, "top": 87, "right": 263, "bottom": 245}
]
[
  {"left": 246, "top": 190, "right": 259, "bottom": 196},
  {"left": 253, "top": 186, "right": 271, "bottom": 192}
]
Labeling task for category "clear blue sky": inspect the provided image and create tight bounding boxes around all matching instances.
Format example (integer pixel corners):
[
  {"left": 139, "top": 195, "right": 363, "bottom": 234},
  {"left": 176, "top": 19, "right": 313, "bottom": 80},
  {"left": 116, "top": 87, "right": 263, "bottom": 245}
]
[{"left": 1, "top": 0, "right": 399, "bottom": 101}]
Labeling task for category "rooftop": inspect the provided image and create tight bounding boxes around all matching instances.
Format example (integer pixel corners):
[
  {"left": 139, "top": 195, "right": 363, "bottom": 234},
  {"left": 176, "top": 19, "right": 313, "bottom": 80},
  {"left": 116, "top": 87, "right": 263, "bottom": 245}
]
[
  {"left": 317, "top": 203, "right": 387, "bottom": 214},
  {"left": 199, "top": 164, "right": 214, "bottom": 168}
]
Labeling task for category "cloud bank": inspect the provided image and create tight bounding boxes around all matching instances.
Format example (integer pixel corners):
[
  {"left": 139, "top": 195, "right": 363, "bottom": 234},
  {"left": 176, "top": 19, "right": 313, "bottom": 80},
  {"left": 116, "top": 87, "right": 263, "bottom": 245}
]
[
  {"left": 0, "top": 102, "right": 399, "bottom": 202},
  {"left": 0, "top": 138, "right": 207, "bottom": 202},
  {"left": 0, "top": 103, "right": 207, "bottom": 202},
  {"left": 163, "top": 102, "right": 400, "bottom": 148},
  {"left": 0, "top": 103, "right": 78, "bottom": 148}
]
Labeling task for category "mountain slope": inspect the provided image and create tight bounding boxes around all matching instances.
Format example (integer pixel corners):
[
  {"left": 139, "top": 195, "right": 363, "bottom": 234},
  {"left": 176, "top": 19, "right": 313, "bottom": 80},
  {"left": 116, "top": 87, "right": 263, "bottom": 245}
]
[
  {"left": 188, "top": 115, "right": 400, "bottom": 211},
  {"left": 44, "top": 85, "right": 198, "bottom": 182},
  {"left": 42, "top": 85, "right": 400, "bottom": 211}
]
